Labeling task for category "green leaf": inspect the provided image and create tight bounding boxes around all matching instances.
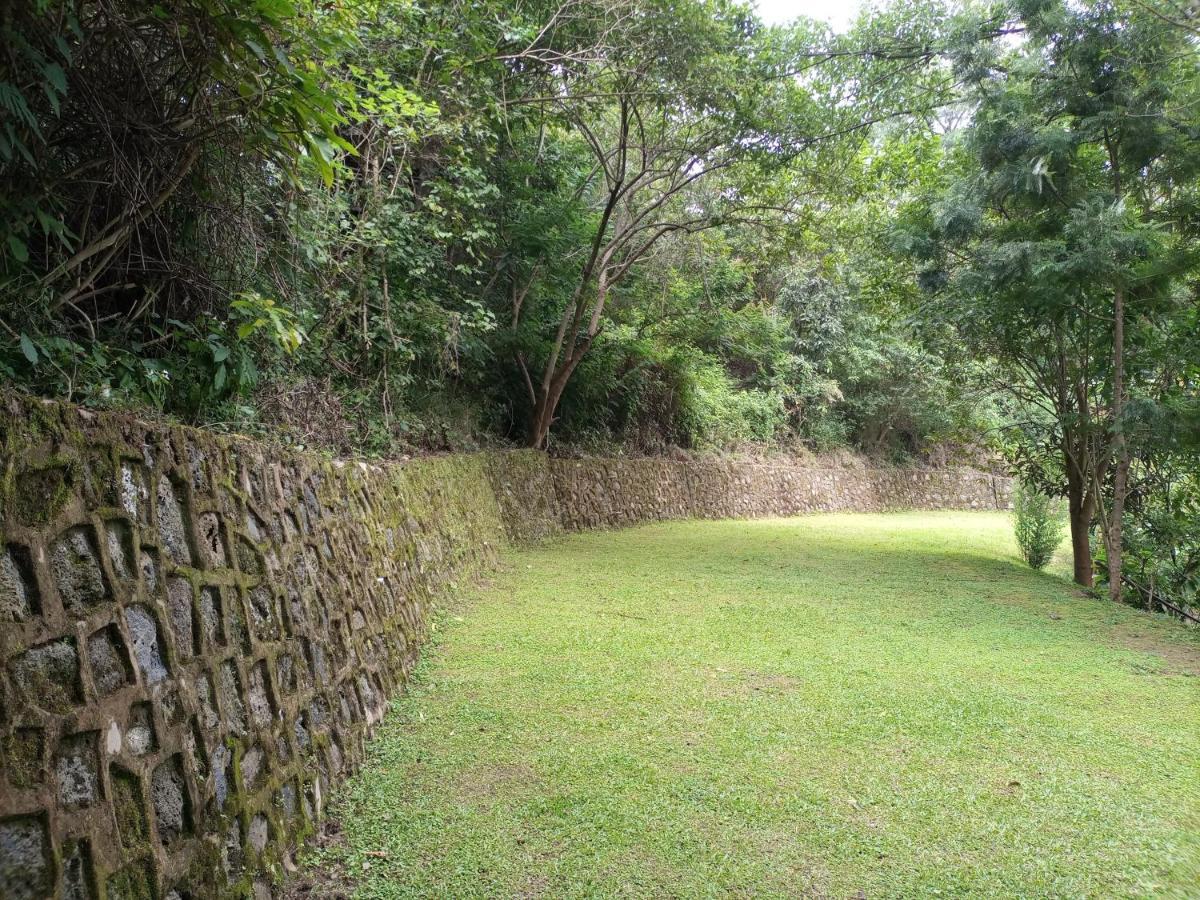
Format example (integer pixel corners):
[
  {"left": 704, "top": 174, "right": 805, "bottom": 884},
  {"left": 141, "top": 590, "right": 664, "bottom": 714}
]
[
  {"left": 7, "top": 235, "right": 29, "bottom": 263},
  {"left": 19, "top": 333, "right": 38, "bottom": 364},
  {"left": 43, "top": 63, "right": 67, "bottom": 95},
  {"left": 35, "top": 209, "right": 59, "bottom": 235},
  {"left": 53, "top": 35, "right": 72, "bottom": 64}
]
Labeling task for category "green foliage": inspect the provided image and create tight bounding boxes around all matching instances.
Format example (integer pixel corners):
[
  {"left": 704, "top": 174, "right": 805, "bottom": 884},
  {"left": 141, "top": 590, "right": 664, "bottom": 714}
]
[
  {"left": 2, "top": 312, "right": 271, "bottom": 419},
  {"left": 231, "top": 293, "right": 305, "bottom": 355},
  {"left": 9, "top": 0, "right": 1182, "bottom": 478},
  {"left": 0, "top": 0, "right": 360, "bottom": 289},
  {"left": 897, "top": 0, "right": 1200, "bottom": 589},
  {"left": 1124, "top": 484, "right": 1200, "bottom": 614},
  {"left": 1012, "top": 481, "right": 1065, "bottom": 570}
]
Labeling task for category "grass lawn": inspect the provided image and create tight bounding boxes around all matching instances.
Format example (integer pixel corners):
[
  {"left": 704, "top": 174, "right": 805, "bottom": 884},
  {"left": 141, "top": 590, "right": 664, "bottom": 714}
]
[{"left": 294, "top": 512, "right": 1200, "bottom": 898}]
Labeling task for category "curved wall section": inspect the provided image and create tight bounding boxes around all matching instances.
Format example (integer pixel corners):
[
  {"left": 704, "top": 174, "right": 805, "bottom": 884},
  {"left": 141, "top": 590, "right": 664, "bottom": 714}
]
[{"left": 0, "top": 395, "right": 1007, "bottom": 899}]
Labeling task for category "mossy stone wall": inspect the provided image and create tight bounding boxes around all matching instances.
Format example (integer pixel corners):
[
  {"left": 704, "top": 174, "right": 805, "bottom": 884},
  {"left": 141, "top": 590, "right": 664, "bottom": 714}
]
[
  {"left": 0, "top": 397, "right": 504, "bottom": 900},
  {"left": 0, "top": 396, "right": 1008, "bottom": 899}
]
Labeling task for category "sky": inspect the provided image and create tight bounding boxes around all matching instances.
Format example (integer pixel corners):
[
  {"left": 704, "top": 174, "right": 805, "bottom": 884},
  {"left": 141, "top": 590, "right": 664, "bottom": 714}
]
[{"left": 754, "top": 0, "right": 863, "bottom": 31}]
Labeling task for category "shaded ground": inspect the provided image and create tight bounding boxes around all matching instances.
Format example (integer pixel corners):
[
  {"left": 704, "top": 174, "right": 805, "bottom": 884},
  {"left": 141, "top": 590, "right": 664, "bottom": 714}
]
[{"left": 290, "top": 512, "right": 1200, "bottom": 898}]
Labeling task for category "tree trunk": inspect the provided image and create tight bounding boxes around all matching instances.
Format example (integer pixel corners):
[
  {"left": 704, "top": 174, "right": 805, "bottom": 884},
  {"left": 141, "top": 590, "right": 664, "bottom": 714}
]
[
  {"left": 1065, "top": 454, "right": 1095, "bottom": 588},
  {"left": 1068, "top": 496, "right": 1095, "bottom": 588},
  {"left": 527, "top": 362, "right": 575, "bottom": 449},
  {"left": 1106, "top": 450, "right": 1130, "bottom": 600},
  {"left": 1106, "top": 284, "right": 1128, "bottom": 603},
  {"left": 527, "top": 277, "right": 607, "bottom": 449},
  {"left": 528, "top": 391, "right": 552, "bottom": 449}
]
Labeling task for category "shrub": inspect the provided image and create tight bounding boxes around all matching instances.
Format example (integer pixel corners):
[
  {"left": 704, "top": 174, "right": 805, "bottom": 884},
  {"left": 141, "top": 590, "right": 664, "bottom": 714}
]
[{"left": 1013, "top": 481, "right": 1066, "bottom": 570}]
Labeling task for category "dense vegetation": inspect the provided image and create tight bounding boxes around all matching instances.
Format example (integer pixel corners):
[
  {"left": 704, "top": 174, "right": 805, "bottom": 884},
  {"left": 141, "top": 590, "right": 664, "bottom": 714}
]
[{"left": 1, "top": 0, "right": 1197, "bottom": 610}]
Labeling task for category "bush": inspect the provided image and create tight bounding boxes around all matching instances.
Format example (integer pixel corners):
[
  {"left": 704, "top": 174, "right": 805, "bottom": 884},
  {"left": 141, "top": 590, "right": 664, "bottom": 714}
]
[
  {"left": 676, "top": 361, "right": 788, "bottom": 449},
  {"left": 1013, "top": 481, "right": 1066, "bottom": 570}
]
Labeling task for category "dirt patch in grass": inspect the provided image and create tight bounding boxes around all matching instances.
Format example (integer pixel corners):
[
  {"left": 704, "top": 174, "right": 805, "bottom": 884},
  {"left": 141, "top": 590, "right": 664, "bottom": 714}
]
[
  {"left": 454, "top": 761, "right": 542, "bottom": 805},
  {"left": 283, "top": 819, "right": 351, "bottom": 899},
  {"left": 704, "top": 667, "right": 801, "bottom": 698},
  {"left": 1110, "top": 624, "right": 1200, "bottom": 676},
  {"left": 516, "top": 872, "right": 551, "bottom": 899},
  {"left": 744, "top": 672, "right": 802, "bottom": 693}
]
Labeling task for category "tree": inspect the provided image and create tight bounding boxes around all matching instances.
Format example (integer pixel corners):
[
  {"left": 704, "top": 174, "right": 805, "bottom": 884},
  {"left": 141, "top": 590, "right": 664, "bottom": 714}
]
[
  {"left": 497, "top": 0, "right": 801, "bottom": 446},
  {"left": 903, "top": 0, "right": 1200, "bottom": 592}
]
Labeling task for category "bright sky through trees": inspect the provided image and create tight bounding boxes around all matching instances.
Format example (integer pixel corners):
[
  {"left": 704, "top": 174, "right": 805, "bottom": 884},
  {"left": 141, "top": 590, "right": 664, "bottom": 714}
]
[{"left": 755, "top": 0, "right": 863, "bottom": 29}]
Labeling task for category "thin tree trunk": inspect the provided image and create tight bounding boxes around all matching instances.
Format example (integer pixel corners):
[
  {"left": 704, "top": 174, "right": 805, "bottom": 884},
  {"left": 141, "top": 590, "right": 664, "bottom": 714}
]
[
  {"left": 527, "top": 271, "right": 609, "bottom": 448},
  {"left": 1102, "top": 137, "right": 1130, "bottom": 603},
  {"left": 1106, "top": 284, "right": 1129, "bottom": 602}
]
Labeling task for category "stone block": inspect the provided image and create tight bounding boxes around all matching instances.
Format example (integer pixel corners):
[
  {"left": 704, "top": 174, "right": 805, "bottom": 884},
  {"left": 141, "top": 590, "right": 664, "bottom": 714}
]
[
  {"left": 0, "top": 543, "right": 39, "bottom": 623},
  {"left": 247, "top": 584, "right": 279, "bottom": 644},
  {"left": 51, "top": 524, "right": 111, "bottom": 616},
  {"left": 110, "top": 765, "right": 148, "bottom": 849},
  {"left": 3, "top": 727, "right": 45, "bottom": 788},
  {"left": 87, "top": 624, "right": 134, "bottom": 697},
  {"left": 235, "top": 537, "right": 264, "bottom": 577},
  {"left": 198, "top": 586, "right": 224, "bottom": 649},
  {"left": 166, "top": 577, "right": 197, "bottom": 659},
  {"left": 0, "top": 814, "right": 52, "bottom": 900},
  {"left": 105, "top": 859, "right": 155, "bottom": 900},
  {"left": 240, "top": 744, "right": 264, "bottom": 793},
  {"left": 186, "top": 444, "right": 209, "bottom": 492},
  {"left": 119, "top": 461, "right": 150, "bottom": 523},
  {"left": 222, "top": 819, "right": 243, "bottom": 878},
  {"left": 11, "top": 636, "right": 82, "bottom": 713},
  {"left": 105, "top": 519, "right": 135, "bottom": 582},
  {"left": 60, "top": 838, "right": 95, "bottom": 900},
  {"left": 55, "top": 731, "right": 100, "bottom": 809},
  {"left": 138, "top": 548, "right": 159, "bottom": 594},
  {"left": 156, "top": 475, "right": 191, "bottom": 565},
  {"left": 210, "top": 744, "right": 234, "bottom": 812},
  {"left": 124, "top": 604, "right": 169, "bottom": 684},
  {"left": 185, "top": 716, "right": 207, "bottom": 778},
  {"left": 151, "top": 754, "right": 191, "bottom": 846},
  {"left": 247, "top": 660, "right": 274, "bottom": 728},
  {"left": 219, "top": 661, "right": 247, "bottom": 735},
  {"left": 248, "top": 813, "right": 269, "bottom": 854},
  {"left": 276, "top": 780, "right": 298, "bottom": 821},
  {"left": 126, "top": 702, "right": 156, "bottom": 757},
  {"left": 197, "top": 512, "right": 227, "bottom": 569},
  {"left": 226, "top": 590, "right": 252, "bottom": 653},
  {"left": 196, "top": 671, "right": 219, "bottom": 731}
]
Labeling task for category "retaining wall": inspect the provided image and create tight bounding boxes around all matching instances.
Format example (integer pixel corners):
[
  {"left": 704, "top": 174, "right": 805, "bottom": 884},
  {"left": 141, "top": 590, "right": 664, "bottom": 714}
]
[{"left": 0, "top": 395, "right": 1008, "bottom": 899}]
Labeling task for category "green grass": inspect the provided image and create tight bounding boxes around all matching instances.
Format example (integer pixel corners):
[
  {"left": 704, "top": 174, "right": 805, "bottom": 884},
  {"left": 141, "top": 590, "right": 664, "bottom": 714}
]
[{"left": 299, "top": 512, "right": 1200, "bottom": 898}]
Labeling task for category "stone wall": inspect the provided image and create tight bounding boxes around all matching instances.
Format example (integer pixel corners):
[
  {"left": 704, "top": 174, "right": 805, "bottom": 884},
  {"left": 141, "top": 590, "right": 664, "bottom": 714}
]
[
  {"left": 547, "top": 457, "right": 1008, "bottom": 531},
  {"left": 0, "top": 398, "right": 508, "bottom": 900},
  {"left": 0, "top": 396, "right": 1008, "bottom": 900}
]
